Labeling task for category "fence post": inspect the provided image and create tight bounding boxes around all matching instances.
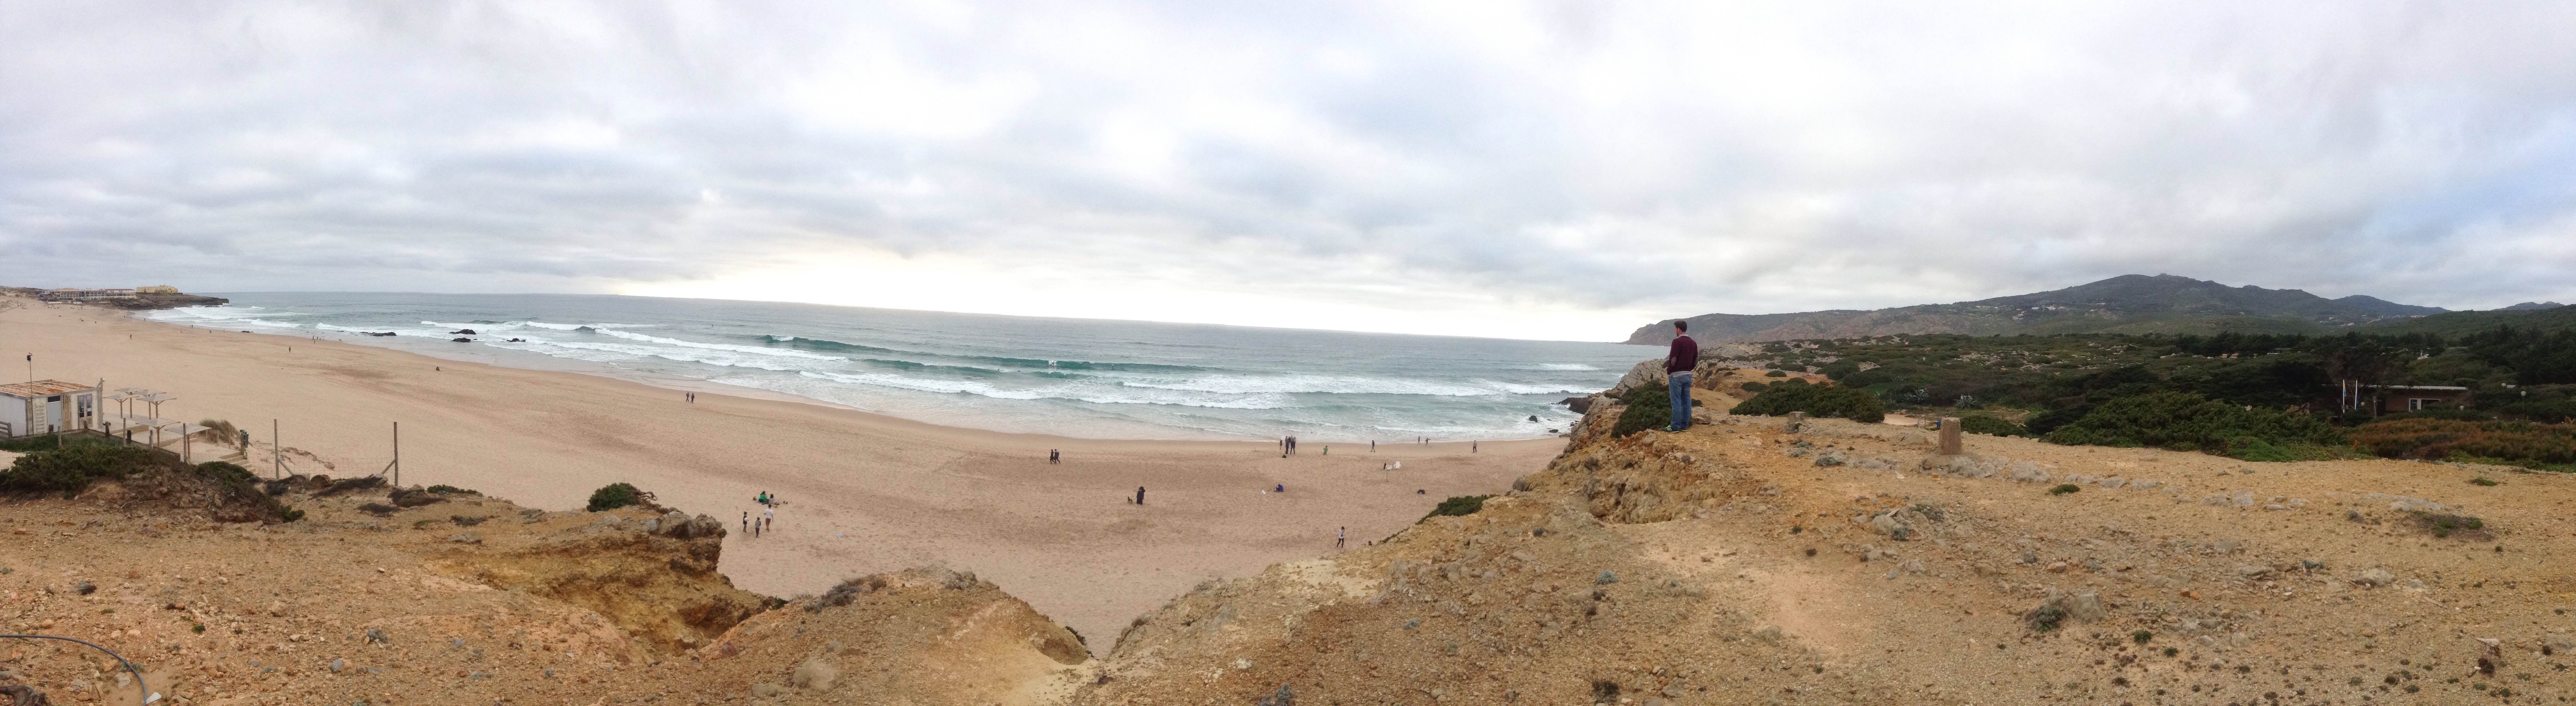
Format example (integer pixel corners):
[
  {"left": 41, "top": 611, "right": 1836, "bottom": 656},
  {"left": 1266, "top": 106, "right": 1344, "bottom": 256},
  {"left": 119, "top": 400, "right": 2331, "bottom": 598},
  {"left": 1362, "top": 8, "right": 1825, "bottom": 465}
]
[{"left": 1938, "top": 417, "right": 1963, "bottom": 456}]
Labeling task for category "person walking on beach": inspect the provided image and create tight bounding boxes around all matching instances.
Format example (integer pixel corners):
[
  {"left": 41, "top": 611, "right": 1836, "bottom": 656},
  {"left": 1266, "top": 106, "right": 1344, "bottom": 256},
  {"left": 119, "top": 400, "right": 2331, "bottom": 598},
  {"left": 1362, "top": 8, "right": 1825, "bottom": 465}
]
[
  {"left": 1135, "top": 486, "right": 1146, "bottom": 505},
  {"left": 1337, "top": 526, "right": 1345, "bottom": 549},
  {"left": 763, "top": 506, "right": 776, "bottom": 531},
  {"left": 741, "top": 511, "right": 748, "bottom": 534},
  {"left": 1665, "top": 319, "right": 1698, "bottom": 432}
]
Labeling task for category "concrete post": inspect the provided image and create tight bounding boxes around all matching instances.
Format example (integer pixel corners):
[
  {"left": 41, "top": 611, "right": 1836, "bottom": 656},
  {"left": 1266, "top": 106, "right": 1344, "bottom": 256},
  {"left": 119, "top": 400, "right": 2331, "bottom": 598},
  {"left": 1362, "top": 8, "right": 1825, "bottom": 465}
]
[
  {"left": 1939, "top": 417, "right": 1963, "bottom": 455},
  {"left": 1786, "top": 411, "right": 1805, "bottom": 433}
]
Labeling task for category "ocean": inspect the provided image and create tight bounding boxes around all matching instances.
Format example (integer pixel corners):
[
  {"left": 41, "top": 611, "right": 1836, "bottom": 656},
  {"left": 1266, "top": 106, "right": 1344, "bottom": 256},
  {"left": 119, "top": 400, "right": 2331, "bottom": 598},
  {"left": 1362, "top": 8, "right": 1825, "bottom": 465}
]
[{"left": 146, "top": 292, "right": 1653, "bottom": 441}]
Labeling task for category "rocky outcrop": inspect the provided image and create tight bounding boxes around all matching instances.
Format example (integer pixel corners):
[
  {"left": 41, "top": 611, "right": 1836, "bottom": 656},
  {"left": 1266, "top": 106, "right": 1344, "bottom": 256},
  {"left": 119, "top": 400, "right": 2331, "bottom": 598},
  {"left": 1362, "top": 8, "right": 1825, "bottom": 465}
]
[
  {"left": 426, "top": 507, "right": 764, "bottom": 652},
  {"left": 697, "top": 568, "right": 1091, "bottom": 704}
]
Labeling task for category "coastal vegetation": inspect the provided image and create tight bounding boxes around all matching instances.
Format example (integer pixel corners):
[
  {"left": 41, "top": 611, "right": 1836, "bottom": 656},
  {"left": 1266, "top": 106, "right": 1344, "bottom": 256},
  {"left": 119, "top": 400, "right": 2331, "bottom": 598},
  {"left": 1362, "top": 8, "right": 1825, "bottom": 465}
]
[
  {"left": 2036, "top": 391, "right": 2352, "bottom": 461},
  {"left": 2350, "top": 419, "right": 2576, "bottom": 472},
  {"left": 1727, "top": 378, "right": 1886, "bottom": 424},
  {"left": 1705, "top": 324, "right": 2576, "bottom": 470},
  {"left": 1, "top": 438, "right": 156, "bottom": 492},
  {"left": 587, "top": 482, "right": 645, "bottom": 511},
  {"left": 1421, "top": 494, "right": 1491, "bottom": 522},
  {"left": 1610, "top": 384, "right": 1673, "bottom": 437}
]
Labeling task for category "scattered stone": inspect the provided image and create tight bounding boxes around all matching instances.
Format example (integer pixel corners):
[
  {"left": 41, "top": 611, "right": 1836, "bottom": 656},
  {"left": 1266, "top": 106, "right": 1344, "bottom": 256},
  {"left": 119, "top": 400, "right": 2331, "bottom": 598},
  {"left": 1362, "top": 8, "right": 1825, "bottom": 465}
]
[
  {"left": 1813, "top": 451, "right": 1846, "bottom": 467},
  {"left": 1596, "top": 570, "right": 1619, "bottom": 584},
  {"left": 790, "top": 657, "right": 839, "bottom": 691},
  {"left": 2129, "top": 480, "right": 2162, "bottom": 490},
  {"left": 2007, "top": 463, "right": 2050, "bottom": 484},
  {"left": 749, "top": 683, "right": 784, "bottom": 698},
  {"left": 2352, "top": 568, "right": 2396, "bottom": 587},
  {"left": 1255, "top": 683, "right": 1295, "bottom": 706},
  {"left": 2235, "top": 565, "right": 2271, "bottom": 579},
  {"left": 2545, "top": 633, "right": 2576, "bottom": 655},
  {"left": 447, "top": 532, "right": 480, "bottom": 544},
  {"left": 330, "top": 658, "right": 347, "bottom": 673},
  {"left": 74, "top": 581, "right": 96, "bottom": 595}
]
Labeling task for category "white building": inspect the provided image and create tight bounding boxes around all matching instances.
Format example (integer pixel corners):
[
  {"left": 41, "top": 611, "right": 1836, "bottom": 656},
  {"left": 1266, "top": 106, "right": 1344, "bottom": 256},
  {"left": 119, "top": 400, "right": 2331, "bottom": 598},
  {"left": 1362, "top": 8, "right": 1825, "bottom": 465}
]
[{"left": 1, "top": 380, "right": 101, "bottom": 437}]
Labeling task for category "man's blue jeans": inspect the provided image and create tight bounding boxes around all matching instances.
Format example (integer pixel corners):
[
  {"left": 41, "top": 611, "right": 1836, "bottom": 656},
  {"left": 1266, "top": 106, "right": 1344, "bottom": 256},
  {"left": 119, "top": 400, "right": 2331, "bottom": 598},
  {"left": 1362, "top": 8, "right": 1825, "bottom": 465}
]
[{"left": 1667, "top": 372, "right": 1693, "bottom": 431}]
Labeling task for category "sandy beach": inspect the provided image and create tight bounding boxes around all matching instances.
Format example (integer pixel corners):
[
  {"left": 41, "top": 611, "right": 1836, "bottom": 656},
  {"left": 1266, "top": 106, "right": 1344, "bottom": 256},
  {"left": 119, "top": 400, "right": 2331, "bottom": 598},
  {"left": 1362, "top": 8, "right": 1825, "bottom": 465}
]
[{"left": 0, "top": 296, "right": 1564, "bottom": 648}]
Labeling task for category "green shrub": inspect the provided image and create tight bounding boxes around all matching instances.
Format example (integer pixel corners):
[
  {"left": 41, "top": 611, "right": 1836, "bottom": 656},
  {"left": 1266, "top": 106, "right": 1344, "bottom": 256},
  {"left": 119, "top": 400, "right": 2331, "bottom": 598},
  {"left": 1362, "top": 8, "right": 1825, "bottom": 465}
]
[
  {"left": 195, "top": 461, "right": 255, "bottom": 484},
  {"left": 2222, "top": 437, "right": 2355, "bottom": 462},
  {"left": 2049, "top": 484, "right": 2080, "bottom": 495},
  {"left": 1612, "top": 384, "right": 1675, "bottom": 437},
  {"left": 1420, "top": 495, "right": 1492, "bottom": 522},
  {"left": 586, "top": 482, "right": 643, "bottom": 512},
  {"left": 1957, "top": 414, "right": 2026, "bottom": 437},
  {"left": 1765, "top": 370, "right": 1787, "bottom": 378},
  {"left": 2350, "top": 418, "right": 2576, "bottom": 469},
  {"left": 1739, "top": 381, "right": 1768, "bottom": 392},
  {"left": 1730, "top": 380, "right": 1886, "bottom": 424},
  {"left": 2369, "top": 407, "right": 2496, "bottom": 423},
  {"left": 2498, "top": 399, "right": 2576, "bottom": 424},
  {"left": 1, "top": 441, "right": 159, "bottom": 493},
  {"left": 2040, "top": 392, "right": 2345, "bottom": 460},
  {"left": 1818, "top": 360, "right": 1861, "bottom": 381}
]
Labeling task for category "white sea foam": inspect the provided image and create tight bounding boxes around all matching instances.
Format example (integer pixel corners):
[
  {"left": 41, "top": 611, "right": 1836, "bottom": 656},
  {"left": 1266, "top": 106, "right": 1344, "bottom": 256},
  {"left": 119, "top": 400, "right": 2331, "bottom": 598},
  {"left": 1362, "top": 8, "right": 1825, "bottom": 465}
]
[
  {"left": 590, "top": 328, "right": 847, "bottom": 360},
  {"left": 796, "top": 371, "right": 1289, "bottom": 409},
  {"left": 531, "top": 341, "right": 805, "bottom": 371},
  {"left": 176, "top": 295, "right": 1635, "bottom": 440},
  {"left": 1116, "top": 374, "right": 1582, "bottom": 397},
  {"left": 148, "top": 306, "right": 305, "bottom": 329}
]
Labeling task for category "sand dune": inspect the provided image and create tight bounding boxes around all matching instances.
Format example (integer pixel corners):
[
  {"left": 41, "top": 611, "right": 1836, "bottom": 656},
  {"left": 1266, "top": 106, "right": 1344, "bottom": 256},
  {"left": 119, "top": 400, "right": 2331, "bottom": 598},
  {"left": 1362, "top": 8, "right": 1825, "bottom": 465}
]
[{"left": 0, "top": 296, "right": 1556, "bottom": 647}]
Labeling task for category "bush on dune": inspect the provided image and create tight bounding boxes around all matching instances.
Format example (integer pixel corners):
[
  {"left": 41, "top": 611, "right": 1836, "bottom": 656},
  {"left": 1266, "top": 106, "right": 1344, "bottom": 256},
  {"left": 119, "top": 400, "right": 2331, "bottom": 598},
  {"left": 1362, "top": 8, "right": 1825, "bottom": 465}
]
[
  {"left": 1956, "top": 414, "right": 2026, "bottom": 437},
  {"left": 1612, "top": 384, "right": 1675, "bottom": 437},
  {"left": 1730, "top": 379, "right": 1886, "bottom": 424},
  {"left": 2040, "top": 391, "right": 2346, "bottom": 461},
  {"left": 2497, "top": 398, "right": 2576, "bottom": 424},
  {"left": 587, "top": 482, "right": 644, "bottom": 512},
  {"left": 1420, "top": 495, "right": 1492, "bottom": 522},
  {"left": 1, "top": 440, "right": 158, "bottom": 493},
  {"left": 2351, "top": 418, "right": 2576, "bottom": 470}
]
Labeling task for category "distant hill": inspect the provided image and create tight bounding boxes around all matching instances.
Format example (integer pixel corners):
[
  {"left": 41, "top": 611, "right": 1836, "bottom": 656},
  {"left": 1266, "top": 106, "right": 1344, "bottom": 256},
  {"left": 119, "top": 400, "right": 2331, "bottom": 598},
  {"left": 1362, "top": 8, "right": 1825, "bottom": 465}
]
[
  {"left": 1625, "top": 274, "right": 2448, "bottom": 345},
  {"left": 2355, "top": 303, "right": 2576, "bottom": 337},
  {"left": 2501, "top": 301, "right": 2568, "bottom": 311}
]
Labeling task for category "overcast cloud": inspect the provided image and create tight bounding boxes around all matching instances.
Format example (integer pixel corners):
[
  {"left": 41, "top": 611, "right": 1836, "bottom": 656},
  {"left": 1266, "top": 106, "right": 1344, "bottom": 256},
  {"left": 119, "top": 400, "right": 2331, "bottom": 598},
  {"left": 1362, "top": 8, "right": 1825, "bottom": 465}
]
[{"left": 4, "top": 1, "right": 2574, "bottom": 340}]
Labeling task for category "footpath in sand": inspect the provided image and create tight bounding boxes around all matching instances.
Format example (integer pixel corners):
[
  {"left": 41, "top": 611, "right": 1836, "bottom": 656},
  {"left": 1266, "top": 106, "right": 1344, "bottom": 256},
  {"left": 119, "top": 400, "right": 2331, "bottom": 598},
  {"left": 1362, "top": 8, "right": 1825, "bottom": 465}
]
[{"left": 0, "top": 298, "right": 1555, "bottom": 648}]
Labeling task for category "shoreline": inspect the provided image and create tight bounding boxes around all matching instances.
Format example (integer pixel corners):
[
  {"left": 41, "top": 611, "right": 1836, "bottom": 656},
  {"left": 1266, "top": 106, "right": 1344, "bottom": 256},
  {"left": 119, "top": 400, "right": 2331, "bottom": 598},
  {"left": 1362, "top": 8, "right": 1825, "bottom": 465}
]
[
  {"left": 8, "top": 296, "right": 1570, "bottom": 648},
  {"left": 135, "top": 303, "right": 1583, "bottom": 444}
]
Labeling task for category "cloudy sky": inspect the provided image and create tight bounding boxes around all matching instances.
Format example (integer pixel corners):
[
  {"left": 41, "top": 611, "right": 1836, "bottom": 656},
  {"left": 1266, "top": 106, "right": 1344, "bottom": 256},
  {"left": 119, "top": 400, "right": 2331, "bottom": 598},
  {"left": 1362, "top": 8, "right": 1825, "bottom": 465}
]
[{"left": 5, "top": 1, "right": 2573, "bottom": 340}]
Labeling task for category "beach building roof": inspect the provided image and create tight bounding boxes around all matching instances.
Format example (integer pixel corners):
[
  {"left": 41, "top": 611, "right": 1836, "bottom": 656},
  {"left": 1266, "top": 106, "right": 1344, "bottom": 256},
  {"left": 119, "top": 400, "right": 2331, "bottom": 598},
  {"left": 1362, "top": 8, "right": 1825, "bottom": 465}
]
[{"left": 0, "top": 380, "right": 95, "bottom": 398}]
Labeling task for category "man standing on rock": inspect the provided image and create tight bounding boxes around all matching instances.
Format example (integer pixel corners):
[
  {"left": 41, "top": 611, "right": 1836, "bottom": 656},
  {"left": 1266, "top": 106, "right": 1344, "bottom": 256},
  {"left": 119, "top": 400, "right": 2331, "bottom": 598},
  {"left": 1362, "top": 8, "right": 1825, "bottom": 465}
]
[{"left": 1665, "top": 320, "right": 1697, "bottom": 432}]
